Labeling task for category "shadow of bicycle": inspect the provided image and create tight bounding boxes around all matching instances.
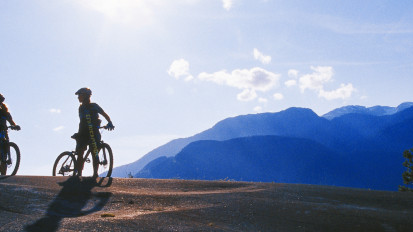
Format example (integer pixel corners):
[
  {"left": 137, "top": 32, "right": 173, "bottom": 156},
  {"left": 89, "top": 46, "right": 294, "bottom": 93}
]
[{"left": 25, "top": 176, "right": 113, "bottom": 232}]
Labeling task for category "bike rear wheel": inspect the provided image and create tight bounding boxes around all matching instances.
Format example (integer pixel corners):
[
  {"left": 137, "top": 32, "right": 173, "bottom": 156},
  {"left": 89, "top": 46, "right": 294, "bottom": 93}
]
[
  {"left": 82, "top": 143, "right": 113, "bottom": 177},
  {"left": 52, "top": 152, "right": 77, "bottom": 176},
  {"left": 0, "top": 142, "right": 20, "bottom": 176}
]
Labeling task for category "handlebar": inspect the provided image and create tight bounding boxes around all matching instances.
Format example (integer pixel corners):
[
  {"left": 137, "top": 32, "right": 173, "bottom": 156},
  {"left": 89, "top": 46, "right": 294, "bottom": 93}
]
[
  {"left": 99, "top": 125, "right": 114, "bottom": 131},
  {"left": 7, "top": 125, "right": 21, "bottom": 131}
]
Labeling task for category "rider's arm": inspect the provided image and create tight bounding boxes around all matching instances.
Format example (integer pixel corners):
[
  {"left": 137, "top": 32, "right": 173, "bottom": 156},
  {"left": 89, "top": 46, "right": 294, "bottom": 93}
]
[
  {"left": 1, "top": 104, "right": 17, "bottom": 126},
  {"left": 95, "top": 103, "right": 113, "bottom": 130},
  {"left": 7, "top": 116, "right": 17, "bottom": 127},
  {"left": 100, "top": 110, "right": 111, "bottom": 123},
  {"left": 3, "top": 108, "right": 20, "bottom": 130}
]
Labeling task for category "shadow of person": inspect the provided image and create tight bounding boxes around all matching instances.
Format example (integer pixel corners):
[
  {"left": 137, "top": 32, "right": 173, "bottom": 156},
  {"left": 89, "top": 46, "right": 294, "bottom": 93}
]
[{"left": 25, "top": 176, "right": 113, "bottom": 232}]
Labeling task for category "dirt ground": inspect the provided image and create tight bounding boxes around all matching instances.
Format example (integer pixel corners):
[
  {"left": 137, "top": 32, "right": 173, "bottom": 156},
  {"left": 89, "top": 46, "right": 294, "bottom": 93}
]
[{"left": 0, "top": 176, "right": 413, "bottom": 232}]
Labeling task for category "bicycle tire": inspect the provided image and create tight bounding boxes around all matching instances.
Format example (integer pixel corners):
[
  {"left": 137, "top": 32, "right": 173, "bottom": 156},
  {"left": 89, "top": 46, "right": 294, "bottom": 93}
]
[
  {"left": 83, "top": 143, "right": 113, "bottom": 177},
  {"left": 52, "top": 151, "right": 77, "bottom": 176},
  {"left": 7, "top": 142, "right": 20, "bottom": 176},
  {"left": 100, "top": 143, "right": 114, "bottom": 177},
  {"left": 0, "top": 142, "right": 20, "bottom": 176}
]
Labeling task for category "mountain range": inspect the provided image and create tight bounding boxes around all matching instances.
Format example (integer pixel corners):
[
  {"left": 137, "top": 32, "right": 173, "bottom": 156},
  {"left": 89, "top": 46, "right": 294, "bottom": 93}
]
[{"left": 111, "top": 102, "right": 413, "bottom": 191}]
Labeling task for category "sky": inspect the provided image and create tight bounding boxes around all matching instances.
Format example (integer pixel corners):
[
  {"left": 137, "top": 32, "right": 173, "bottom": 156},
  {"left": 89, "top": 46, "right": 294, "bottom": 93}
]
[{"left": 1, "top": 0, "right": 412, "bottom": 176}]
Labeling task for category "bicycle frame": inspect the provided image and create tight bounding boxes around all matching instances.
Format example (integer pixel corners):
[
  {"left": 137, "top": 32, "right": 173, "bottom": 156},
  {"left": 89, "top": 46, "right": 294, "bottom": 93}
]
[
  {"left": 72, "top": 140, "right": 109, "bottom": 176},
  {"left": 83, "top": 141, "right": 109, "bottom": 165}
]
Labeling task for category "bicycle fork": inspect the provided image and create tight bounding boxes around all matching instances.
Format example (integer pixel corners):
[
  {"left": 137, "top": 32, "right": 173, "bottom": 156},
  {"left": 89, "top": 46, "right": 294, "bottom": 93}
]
[{"left": 100, "top": 148, "right": 108, "bottom": 166}]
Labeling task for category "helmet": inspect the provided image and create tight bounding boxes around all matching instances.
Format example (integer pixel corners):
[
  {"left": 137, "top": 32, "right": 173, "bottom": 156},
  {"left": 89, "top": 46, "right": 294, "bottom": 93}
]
[
  {"left": 0, "top": 94, "right": 4, "bottom": 103},
  {"left": 75, "top": 88, "right": 92, "bottom": 96}
]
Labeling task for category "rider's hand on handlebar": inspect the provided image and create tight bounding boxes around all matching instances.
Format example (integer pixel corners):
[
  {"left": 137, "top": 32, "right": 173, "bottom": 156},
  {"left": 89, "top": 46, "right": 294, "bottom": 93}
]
[
  {"left": 11, "top": 125, "right": 21, "bottom": 131},
  {"left": 106, "top": 121, "right": 115, "bottom": 131}
]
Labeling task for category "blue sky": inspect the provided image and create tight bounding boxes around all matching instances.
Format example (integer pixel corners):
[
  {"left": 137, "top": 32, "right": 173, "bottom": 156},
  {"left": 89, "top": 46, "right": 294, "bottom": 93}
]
[{"left": 1, "top": 0, "right": 412, "bottom": 175}]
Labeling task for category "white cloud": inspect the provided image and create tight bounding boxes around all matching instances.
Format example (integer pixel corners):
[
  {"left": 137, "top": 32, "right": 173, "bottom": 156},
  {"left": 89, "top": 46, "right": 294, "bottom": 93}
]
[
  {"left": 253, "top": 106, "right": 263, "bottom": 112},
  {"left": 198, "top": 67, "right": 280, "bottom": 101},
  {"left": 299, "top": 66, "right": 334, "bottom": 92},
  {"left": 273, "top": 93, "right": 284, "bottom": 100},
  {"left": 288, "top": 69, "right": 299, "bottom": 78},
  {"left": 237, "top": 89, "right": 257, "bottom": 101},
  {"left": 198, "top": 67, "right": 280, "bottom": 91},
  {"left": 222, "top": 0, "right": 234, "bottom": 10},
  {"left": 53, "top": 126, "right": 65, "bottom": 132},
  {"left": 49, "top": 109, "right": 61, "bottom": 114},
  {"left": 253, "top": 48, "right": 271, "bottom": 64},
  {"left": 298, "top": 66, "right": 355, "bottom": 100},
  {"left": 319, "top": 83, "right": 356, "bottom": 100},
  {"left": 284, "top": 80, "right": 297, "bottom": 87},
  {"left": 258, "top": 97, "right": 268, "bottom": 104},
  {"left": 167, "top": 59, "right": 194, "bottom": 81}
]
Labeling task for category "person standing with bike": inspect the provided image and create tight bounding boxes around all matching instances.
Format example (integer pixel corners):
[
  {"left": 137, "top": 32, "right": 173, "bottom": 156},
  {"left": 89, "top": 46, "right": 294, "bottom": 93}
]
[
  {"left": 74, "top": 88, "right": 114, "bottom": 177},
  {"left": 0, "top": 93, "right": 21, "bottom": 175}
]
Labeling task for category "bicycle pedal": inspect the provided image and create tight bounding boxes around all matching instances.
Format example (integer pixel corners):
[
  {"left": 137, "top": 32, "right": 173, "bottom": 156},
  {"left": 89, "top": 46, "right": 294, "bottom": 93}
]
[{"left": 85, "top": 158, "right": 91, "bottom": 163}]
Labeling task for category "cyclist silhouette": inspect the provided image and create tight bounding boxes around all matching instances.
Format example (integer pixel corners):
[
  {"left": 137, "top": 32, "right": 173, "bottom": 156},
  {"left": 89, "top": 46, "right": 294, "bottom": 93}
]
[
  {"left": 73, "top": 88, "right": 114, "bottom": 177},
  {"left": 0, "top": 94, "right": 21, "bottom": 175}
]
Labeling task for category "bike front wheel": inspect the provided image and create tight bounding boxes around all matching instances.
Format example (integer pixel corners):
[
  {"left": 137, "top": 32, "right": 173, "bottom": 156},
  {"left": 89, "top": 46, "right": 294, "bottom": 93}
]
[
  {"left": 83, "top": 143, "right": 113, "bottom": 177},
  {"left": 0, "top": 142, "right": 21, "bottom": 176},
  {"left": 52, "top": 152, "right": 77, "bottom": 176}
]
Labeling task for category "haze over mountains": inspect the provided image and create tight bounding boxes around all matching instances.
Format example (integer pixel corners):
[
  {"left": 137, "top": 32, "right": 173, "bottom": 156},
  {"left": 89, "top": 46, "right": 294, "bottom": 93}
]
[{"left": 112, "top": 102, "right": 413, "bottom": 191}]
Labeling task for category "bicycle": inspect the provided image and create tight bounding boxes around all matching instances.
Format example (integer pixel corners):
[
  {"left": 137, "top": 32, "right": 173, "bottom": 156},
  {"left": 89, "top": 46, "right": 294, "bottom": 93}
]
[
  {"left": 52, "top": 127, "right": 113, "bottom": 177},
  {"left": 0, "top": 126, "right": 21, "bottom": 176}
]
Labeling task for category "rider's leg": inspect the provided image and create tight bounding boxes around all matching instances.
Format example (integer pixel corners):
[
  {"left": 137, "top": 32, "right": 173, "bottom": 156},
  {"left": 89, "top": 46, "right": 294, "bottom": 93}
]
[
  {"left": 91, "top": 129, "right": 101, "bottom": 178},
  {"left": 75, "top": 139, "right": 88, "bottom": 176},
  {"left": 0, "top": 140, "right": 7, "bottom": 175}
]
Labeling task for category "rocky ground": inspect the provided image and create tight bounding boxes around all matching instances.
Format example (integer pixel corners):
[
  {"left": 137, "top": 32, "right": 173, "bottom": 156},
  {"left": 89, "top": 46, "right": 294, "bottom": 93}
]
[{"left": 1, "top": 176, "right": 413, "bottom": 231}]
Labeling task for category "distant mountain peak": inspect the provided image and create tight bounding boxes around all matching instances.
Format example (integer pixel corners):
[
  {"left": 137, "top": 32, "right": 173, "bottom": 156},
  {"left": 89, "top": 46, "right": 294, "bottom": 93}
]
[
  {"left": 322, "top": 102, "right": 413, "bottom": 120},
  {"left": 397, "top": 102, "right": 413, "bottom": 111}
]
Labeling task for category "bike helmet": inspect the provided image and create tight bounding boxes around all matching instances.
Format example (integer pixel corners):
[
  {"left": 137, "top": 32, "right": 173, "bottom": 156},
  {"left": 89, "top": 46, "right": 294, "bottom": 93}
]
[
  {"left": 0, "top": 94, "right": 4, "bottom": 103},
  {"left": 75, "top": 87, "right": 92, "bottom": 96}
]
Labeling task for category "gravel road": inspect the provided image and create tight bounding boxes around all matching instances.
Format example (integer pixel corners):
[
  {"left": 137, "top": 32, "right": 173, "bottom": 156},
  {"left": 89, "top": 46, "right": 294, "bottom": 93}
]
[{"left": 1, "top": 176, "right": 413, "bottom": 231}]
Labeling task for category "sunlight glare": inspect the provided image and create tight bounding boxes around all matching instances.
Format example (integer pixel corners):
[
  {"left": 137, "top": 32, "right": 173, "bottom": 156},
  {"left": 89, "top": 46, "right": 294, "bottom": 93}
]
[{"left": 79, "top": 0, "right": 154, "bottom": 25}]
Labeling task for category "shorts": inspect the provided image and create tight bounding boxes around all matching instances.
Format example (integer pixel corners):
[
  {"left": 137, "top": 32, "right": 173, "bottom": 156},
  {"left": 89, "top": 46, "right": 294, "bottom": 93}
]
[{"left": 74, "top": 129, "right": 101, "bottom": 152}]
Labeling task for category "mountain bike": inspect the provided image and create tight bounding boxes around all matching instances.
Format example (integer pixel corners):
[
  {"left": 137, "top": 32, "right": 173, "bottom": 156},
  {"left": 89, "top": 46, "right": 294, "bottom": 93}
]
[
  {"left": 0, "top": 126, "right": 21, "bottom": 176},
  {"left": 52, "top": 127, "right": 113, "bottom": 177}
]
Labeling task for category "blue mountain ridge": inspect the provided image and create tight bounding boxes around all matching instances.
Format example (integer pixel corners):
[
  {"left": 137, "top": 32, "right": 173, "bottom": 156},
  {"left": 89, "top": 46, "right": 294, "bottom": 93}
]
[
  {"left": 322, "top": 102, "right": 413, "bottom": 120},
  {"left": 136, "top": 136, "right": 355, "bottom": 187},
  {"left": 111, "top": 103, "right": 413, "bottom": 191},
  {"left": 111, "top": 107, "right": 329, "bottom": 177}
]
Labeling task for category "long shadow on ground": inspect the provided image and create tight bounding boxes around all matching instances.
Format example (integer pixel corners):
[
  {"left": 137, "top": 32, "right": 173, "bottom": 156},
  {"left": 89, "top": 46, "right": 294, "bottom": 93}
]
[{"left": 25, "top": 176, "right": 112, "bottom": 232}]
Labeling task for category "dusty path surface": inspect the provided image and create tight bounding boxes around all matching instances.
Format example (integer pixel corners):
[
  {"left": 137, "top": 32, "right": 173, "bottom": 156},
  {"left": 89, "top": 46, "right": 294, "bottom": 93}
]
[{"left": 1, "top": 176, "right": 413, "bottom": 231}]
